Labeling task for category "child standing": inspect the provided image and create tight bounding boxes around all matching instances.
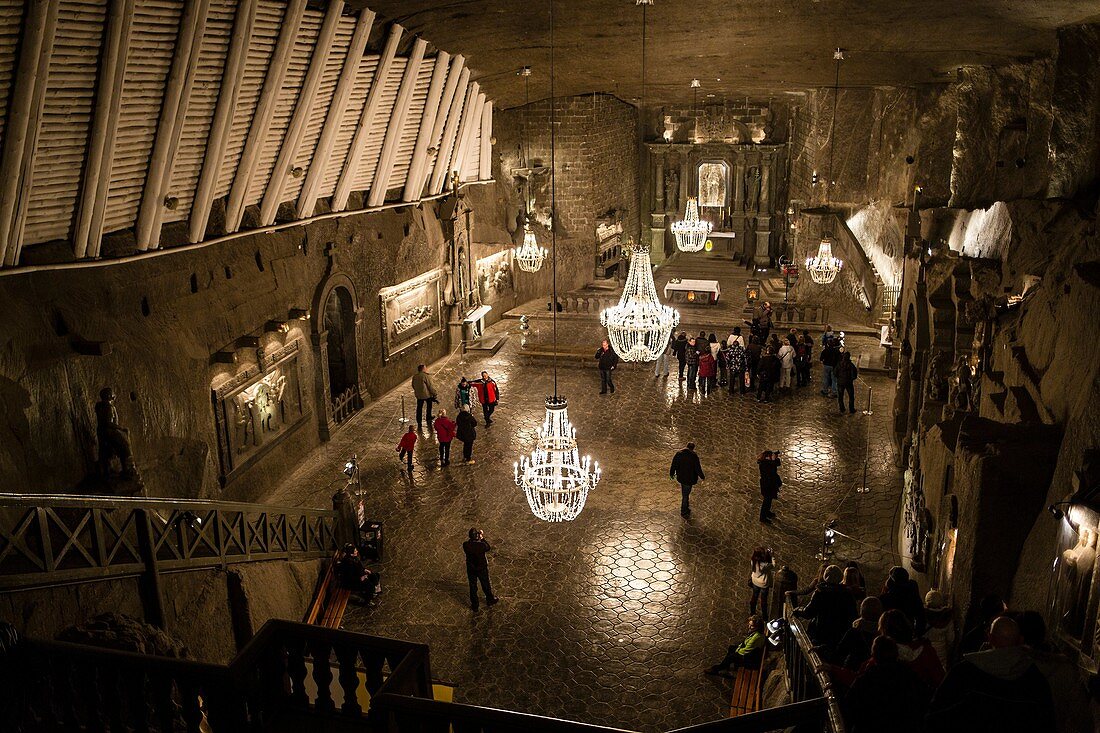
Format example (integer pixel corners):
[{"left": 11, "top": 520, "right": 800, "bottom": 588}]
[{"left": 396, "top": 426, "right": 417, "bottom": 472}]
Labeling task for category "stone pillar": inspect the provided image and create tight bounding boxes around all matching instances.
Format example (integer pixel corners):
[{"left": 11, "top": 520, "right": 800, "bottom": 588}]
[
  {"left": 654, "top": 159, "right": 665, "bottom": 211},
  {"left": 650, "top": 213, "right": 667, "bottom": 266},
  {"left": 733, "top": 158, "right": 745, "bottom": 213},
  {"left": 312, "top": 329, "right": 334, "bottom": 441},
  {"left": 730, "top": 156, "right": 747, "bottom": 263},
  {"left": 755, "top": 152, "right": 773, "bottom": 266}
]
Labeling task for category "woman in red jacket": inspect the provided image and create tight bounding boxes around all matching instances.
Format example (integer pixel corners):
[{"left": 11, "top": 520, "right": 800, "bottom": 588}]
[
  {"left": 433, "top": 410, "right": 457, "bottom": 467},
  {"left": 698, "top": 351, "right": 717, "bottom": 397}
]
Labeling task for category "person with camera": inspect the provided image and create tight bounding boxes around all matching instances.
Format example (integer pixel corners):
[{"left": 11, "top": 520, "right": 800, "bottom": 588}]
[
  {"left": 758, "top": 450, "right": 782, "bottom": 523},
  {"left": 411, "top": 364, "right": 438, "bottom": 429},
  {"left": 463, "top": 528, "right": 499, "bottom": 611}
]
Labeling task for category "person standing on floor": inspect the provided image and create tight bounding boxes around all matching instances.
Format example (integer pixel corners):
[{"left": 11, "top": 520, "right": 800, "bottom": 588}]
[
  {"left": 778, "top": 338, "right": 795, "bottom": 391},
  {"left": 469, "top": 371, "right": 500, "bottom": 426},
  {"left": 454, "top": 376, "right": 477, "bottom": 411},
  {"left": 726, "top": 325, "right": 746, "bottom": 348},
  {"left": 433, "top": 409, "right": 456, "bottom": 468},
  {"left": 595, "top": 339, "right": 619, "bottom": 394},
  {"left": 749, "top": 546, "right": 776, "bottom": 619},
  {"left": 669, "top": 442, "right": 705, "bottom": 517},
  {"left": 724, "top": 337, "right": 748, "bottom": 395},
  {"left": 820, "top": 336, "right": 840, "bottom": 397},
  {"left": 411, "top": 364, "right": 438, "bottom": 429},
  {"left": 654, "top": 331, "right": 672, "bottom": 378},
  {"left": 698, "top": 348, "right": 717, "bottom": 396},
  {"left": 672, "top": 331, "right": 688, "bottom": 380},
  {"left": 796, "top": 331, "right": 814, "bottom": 387},
  {"left": 455, "top": 405, "right": 478, "bottom": 464},
  {"left": 759, "top": 302, "right": 774, "bottom": 342},
  {"left": 396, "top": 426, "right": 417, "bottom": 472},
  {"left": 685, "top": 337, "right": 700, "bottom": 391},
  {"left": 462, "top": 528, "right": 498, "bottom": 611},
  {"left": 758, "top": 449, "right": 782, "bottom": 523},
  {"left": 835, "top": 350, "right": 859, "bottom": 414},
  {"left": 757, "top": 347, "right": 781, "bottom": 403},
  {"left": 746, "top": 335, "right": 762, "bottom": 391}
]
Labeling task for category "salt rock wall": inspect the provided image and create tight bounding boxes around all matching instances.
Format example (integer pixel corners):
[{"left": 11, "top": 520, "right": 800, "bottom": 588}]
[{"left": 0, "top": 181, "right": 521, "bottom": 502}]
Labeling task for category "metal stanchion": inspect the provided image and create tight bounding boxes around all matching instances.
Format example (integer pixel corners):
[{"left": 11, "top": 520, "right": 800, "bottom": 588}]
[
  {"left": 856, "top": 459, "right": 870, "bottom": 494},
  {"left": 397, "top": 395, "right": 410, "bottom": 424},
  {"left": 862, "top": 385, "right": 874, "bottom": 415}
]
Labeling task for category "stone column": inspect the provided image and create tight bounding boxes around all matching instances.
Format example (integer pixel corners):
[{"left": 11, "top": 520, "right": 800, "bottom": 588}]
[
  {"left": 754, "top": 152, "right": 773, "bottom": 266},
  {"left": 654, "top": 159, "right": 665, "bottom": 211},
  {"left": 730, "top": 154, "right": 747, "bottom": 262}
]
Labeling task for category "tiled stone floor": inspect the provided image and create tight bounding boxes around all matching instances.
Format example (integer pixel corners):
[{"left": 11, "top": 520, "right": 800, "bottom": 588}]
[{"left": 267, "top": 320, "right": 903, "bottom": 732}]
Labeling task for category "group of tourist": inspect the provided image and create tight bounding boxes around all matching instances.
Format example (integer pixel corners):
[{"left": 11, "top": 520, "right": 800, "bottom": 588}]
[
  {"left": 403, "top": 364, "right": 501, "bottom": 470},
  {"left": 710, "top": 558, "right": 1082, "bottom": 733}
]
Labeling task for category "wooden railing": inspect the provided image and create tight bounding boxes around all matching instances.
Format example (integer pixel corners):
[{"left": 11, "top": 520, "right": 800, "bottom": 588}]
[
  {"left": 8, "top": 619, "right": 432, "bottom": 733},
  {"left": 0, "top": 493, "right": 341, "bottom": 591},
  {"left": 783, "top": 594, "right": 846, "bottom": 733}
]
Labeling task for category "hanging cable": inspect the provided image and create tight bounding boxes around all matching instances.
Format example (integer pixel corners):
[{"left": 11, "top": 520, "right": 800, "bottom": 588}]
[
  {"left": 550, "top": 0, "right": 558, "bottom": 398},
  {"left": 827, "top": 49, "right": 842, "bottom": 203}
]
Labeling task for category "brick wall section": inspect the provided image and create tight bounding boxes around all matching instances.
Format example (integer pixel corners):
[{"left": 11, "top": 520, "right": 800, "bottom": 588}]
[{"left": 496, "top": 94, "right": 639, "bottom": 292}]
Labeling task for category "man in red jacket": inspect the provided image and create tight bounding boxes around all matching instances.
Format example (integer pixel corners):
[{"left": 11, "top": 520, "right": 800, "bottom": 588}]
[
  {"left": 433, "top": 410, "right": 457, "bottom": 467},
  {"left": 396, "top": 426, "right": 417, "bottom": 472},
  {"left": 469, "top": 371, "right": 500, "bottom": 426}
]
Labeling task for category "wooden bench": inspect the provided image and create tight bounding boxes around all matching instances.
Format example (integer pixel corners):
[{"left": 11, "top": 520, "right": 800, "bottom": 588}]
[
  {"left": 729, "top": 647, "right": 766, "bottom": 717},
  {"left": 305, "top": 550, "right": 352, "bottom": 629}
]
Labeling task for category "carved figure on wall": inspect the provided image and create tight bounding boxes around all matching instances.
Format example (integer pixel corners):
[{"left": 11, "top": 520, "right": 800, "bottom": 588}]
[
  {"left": 456, "top": 245, "right": 470, "bottom": 304},
  {"left": 902, "top": 450, "right": 930, "bottom": 572},
  {"left": 698, "top": 163, "right": 726, "bottom": 208},
  {"left": 664, "top": 167, "right": 679, "bottom": 213},
  {"left": 1060, "top": 527, "right": 1098, "bottom": 638},
  {"left": 926, "top": 351, "right": 950, "bottom": 402},
  {"left": 95, "top": 387, "right": 141, "bottom": 484},
  {"left": 745, "top": 166, "right": 761, "bottom": 212},
  {"left": 950, "top": 356, "right": 973, "bottom": 412}
]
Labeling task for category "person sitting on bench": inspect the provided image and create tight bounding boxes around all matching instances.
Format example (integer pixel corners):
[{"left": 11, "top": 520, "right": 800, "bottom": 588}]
[
  {"left": 706, "top": 615, "right": 765, "bottom": 675},
  {"left": 335, "top": 543, "right": 381, "bottom": 600}
]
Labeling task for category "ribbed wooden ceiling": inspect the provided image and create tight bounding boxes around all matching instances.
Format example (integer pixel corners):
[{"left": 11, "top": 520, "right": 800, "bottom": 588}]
[{"left": 0, "top": 0, "right": 493, "bottom": 268}]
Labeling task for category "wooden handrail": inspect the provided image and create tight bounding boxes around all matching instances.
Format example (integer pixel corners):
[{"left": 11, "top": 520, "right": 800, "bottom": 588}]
[
  {"left": 783, "top": 595, "right": 847, "bottom": 733},
  {"left": 372, "top": 693, "right": 638, "bottom": 733},
  {"left": 0, "top": 492, "right": 332, "bottom": 514}
]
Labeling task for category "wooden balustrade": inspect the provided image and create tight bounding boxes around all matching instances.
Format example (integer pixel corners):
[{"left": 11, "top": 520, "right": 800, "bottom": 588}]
[
  {"left": 9, "top": 619, "right": 432, "bottom": 732},
  {"left": 0, "top": 494, "right": 341, "bottom": 592},
  {"left": 783, "top": 595, "right": 846, "bottom": 733}
]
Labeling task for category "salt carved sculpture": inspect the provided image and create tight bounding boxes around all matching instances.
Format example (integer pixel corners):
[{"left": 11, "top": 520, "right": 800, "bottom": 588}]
[
  {"left": 1061, "top": 528, "right": 1097, "bottom": 636},
  {"left": 95, "top": 387, "right": 141, "bottom": 484}
]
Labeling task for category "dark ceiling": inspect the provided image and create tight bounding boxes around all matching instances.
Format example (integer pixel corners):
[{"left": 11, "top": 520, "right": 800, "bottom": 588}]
[{"left": 355, "top": 0, "right": 1100, "bottom": 108}]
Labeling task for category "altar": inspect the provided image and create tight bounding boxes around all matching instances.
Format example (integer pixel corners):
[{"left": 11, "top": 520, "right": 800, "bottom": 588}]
[{"left": 663, "top": 278, "right": 721, "bottom": 304}]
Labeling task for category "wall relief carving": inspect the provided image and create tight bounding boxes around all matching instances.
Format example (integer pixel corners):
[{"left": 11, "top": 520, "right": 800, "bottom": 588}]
[{"left": 379, "top": 270, "right": 445, "bottom": 362}]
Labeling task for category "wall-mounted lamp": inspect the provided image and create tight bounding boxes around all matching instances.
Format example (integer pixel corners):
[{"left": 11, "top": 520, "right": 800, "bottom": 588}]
[
  {"left": 265, "top": 319, "right": 289, "bottom": 333},
  {"left": 289, "top": 308, "right": 310, "bottom": 320},
  {"left": 235, "top": 335, "right": 260, "bottom": 349},
  {"left": 212, "top": 350, "right": 237, "bottom": 365},
  {"left": 1048, "top": 502, "right": 1071, "bottom": 521}
]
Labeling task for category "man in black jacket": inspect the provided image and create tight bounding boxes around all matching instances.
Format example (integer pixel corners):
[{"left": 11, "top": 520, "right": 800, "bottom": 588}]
[
  {"left": 670, "top": 442, "right": 705, "bottom": 517},
  {"left": 335, "top": 543, "right": 381, "bottom": 601},
  {"left": 455, "top": 405, "right": 478, "bottom": 464},
  {"left": 595, "top": 339, "right": 619, "bottom": 394},
  {"left": 835, "top": 350, "right": 859, "bottom": 414},
  {"left": 463, "top": 528, "right": 498, "bottom": 611}
]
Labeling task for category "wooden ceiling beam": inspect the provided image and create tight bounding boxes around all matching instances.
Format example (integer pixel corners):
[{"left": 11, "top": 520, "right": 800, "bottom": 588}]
[
  {"left": 189, "top": 0, "right": 258, "bottom": 243},
  {"left": 259, "top": 0, "right": 345, "bottom": 226},
  {"left": 134, "top": 0, "right": 212, "bottom": 251},
  {"left": 74, "top": 0, "right": 135, "bottom": 259},
  {"left": 224, "top": 0, "right": 308, "bottom": 233},
  {"left": 401, "top": 51, "right": 448, "bottom": 202},
  {"left": 0, "top": 0, "right": 59, "bottom": 267},
  {"left": 295, "top": 8, "right": 375, "bottom": 219},
  {"left": 417, "top": 53, "right": 464, "bottom": 199},
  {"left": 452, "top": 90, "right": 485, "bottom": 184},
  {"left": 479, "top": 100, "right": 493, "bottom": 181},
  {"left": 331, "top": 22, "right": 402, "bottom": 213},
  {"left": 367, "top": 37, "right": 426, "bottom": 207},
  {"left": 427, "top": 67, "right": 470, "bottom": 196}
]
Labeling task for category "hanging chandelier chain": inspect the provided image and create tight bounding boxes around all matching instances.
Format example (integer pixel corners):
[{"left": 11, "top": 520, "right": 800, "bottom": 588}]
[
  {"left": 827, "top": 49, "right": 842, "bottom": 206},
  {"left": 550, "top": 0, "right": 557, "bottom": 397}
]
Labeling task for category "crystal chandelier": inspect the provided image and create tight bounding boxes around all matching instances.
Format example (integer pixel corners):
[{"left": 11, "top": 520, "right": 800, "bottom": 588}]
[
  {"left": 600, "top": 239, "right": 680, "bottom": 361},
  {"left": 806, "top": 235, "right": 843, "bottom": 284},
  {"left": 514, "top": 0, "right": 599, "bottom": 522},
  {"left": 672, "top": 197, "right": 711, "bottom": 252},
  {"left": 514, "top": 397, "right": 601, "bottom": 522},
  {"left": 514, "top": 224, "right": 547, "bottom": 272}
]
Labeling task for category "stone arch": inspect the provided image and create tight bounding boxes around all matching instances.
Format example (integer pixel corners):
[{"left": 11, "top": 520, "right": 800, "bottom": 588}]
[{"left": 311, "top": 273, "right": 365, "bottom": 440}]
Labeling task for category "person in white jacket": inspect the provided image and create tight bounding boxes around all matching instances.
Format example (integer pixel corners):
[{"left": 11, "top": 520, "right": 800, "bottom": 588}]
[{"left": 777, "top": 341, "right": 795, "bottom": 390}]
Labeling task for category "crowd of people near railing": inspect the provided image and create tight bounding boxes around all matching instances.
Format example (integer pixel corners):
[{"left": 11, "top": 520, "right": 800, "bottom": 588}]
[
  {"left": 783, "top": 562, "right": 1085, "bottom": 733},
  {"left": 643, "top": 301, "right": 861, "bottom": 413}
]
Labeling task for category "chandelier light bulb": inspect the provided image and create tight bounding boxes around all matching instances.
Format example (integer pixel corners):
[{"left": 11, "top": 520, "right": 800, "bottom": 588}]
[
  {"left": 600, "top": 240, "right": 680, "bottom": 362},
  {"left": 514, "top": 224, "right": 547, "bottom": 272},
  {"left": 671, "top": 197, "right": 712, "bottom": 253},
  {"left": 806, "top": 235, "right": 843, "bottom": 284},
  {"left": 514, "top": 397, "right": 601, "bottom": 522}
]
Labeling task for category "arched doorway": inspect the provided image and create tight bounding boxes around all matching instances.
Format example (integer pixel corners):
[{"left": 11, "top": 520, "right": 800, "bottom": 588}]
[{"left": 311, "top": 274, "right": 364, "bottom": 440}]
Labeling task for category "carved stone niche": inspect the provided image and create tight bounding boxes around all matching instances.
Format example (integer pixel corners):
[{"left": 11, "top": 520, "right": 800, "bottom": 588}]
[{"left": 311, "top": 273, "right": 366, "bottom": 441}]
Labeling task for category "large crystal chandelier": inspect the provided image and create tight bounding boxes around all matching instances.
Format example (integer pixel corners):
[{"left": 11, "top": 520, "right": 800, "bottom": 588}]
[
  {"left": 672, "top": 197, "right": 711, "bottom": 252},
  {"left": 600, "top": 239, "right": 680, "bottom": 361},
  {"left": 806, "top": 235, "right": 843, "bottom": 284},
  {"left": 514, "top": 0, "right": 600, "bottom": 522},
  {"left": 514, "top": 224, "right": 547, "bottom": 272},
  {"left": 514, "top": 397, "right": 601, "bottom": 522}
]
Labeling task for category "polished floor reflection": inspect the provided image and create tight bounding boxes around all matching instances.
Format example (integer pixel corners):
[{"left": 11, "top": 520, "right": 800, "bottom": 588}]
[{"left": 268, "top": 322, "right": 903, "bottom": 731}]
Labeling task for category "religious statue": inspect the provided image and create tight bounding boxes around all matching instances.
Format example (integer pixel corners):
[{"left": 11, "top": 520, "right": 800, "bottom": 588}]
[
  {"left": 664, "top": 167, "right": 679, "bottom": 213},
  {"left": 699, "top": 163, "right": 725, "bottom": 207},
  {"left": 926, "top": 351, "right": 950, "bottom": 402},
  {"left": 745, "top": 166, "right": 761, "bottom": 212},
  {"left": 1060, "top": 527, "right": 1098, "bottom": 638},
  {"left": 950, "top": 356, "right": 974, "bottom": 412},
  {"left": 95, "top": 387, "right": 141, "bottom": 484}
]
